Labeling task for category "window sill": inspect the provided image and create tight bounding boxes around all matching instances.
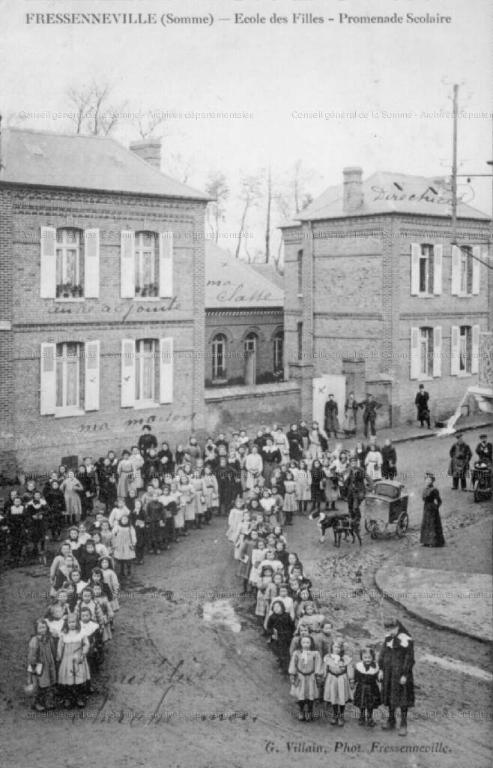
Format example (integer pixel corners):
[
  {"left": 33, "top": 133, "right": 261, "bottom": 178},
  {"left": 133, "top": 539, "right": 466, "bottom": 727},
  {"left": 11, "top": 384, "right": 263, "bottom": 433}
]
[
  {"left": 133, "top": 400, "right": 159, "bottom": 410},
  {"left": 54, "top": 408, "right": 85, "bottom": 418},
  {"left": 457, "top": 372, "right": 474, "bottom": 378},
  {"left": 297, "top": 293, "right": 303, "bottom": 298},
  {"left": 211, "top": 378, "right": 228, "bottom": 385},
  {"left": 416, "top": 375, "right": 433, "bottom": 382},
  {"left": 55, "top": 297, "right": 85, "bottom": 303},
  {"left": 455, "top": 293, "right": 475, "bottom": 299},
  {"left": 134, "top": 296, "right": 160, "bottom": 302}
]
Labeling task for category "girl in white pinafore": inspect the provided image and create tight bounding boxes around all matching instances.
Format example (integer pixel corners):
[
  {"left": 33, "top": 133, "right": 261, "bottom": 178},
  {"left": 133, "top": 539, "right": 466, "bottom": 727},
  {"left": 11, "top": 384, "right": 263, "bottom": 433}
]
[{"left": 57, "top": 614, "right": 91, "bottom": 707}]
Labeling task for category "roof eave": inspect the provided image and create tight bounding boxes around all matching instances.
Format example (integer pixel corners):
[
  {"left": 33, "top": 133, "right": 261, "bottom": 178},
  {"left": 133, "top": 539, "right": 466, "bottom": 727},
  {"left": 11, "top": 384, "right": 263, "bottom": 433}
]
[{"left": 0, "top": 179, "right": 211, "bottom": 204}]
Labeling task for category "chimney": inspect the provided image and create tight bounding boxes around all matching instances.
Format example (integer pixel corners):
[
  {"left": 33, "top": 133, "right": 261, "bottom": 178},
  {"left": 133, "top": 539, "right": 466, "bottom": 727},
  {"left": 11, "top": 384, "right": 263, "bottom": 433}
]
[
  {"left": 129, "top": 139, "right": 162, "bottom": 170},
  {"left": 343, "top": 166, "right": 364, "bottom": 213}
]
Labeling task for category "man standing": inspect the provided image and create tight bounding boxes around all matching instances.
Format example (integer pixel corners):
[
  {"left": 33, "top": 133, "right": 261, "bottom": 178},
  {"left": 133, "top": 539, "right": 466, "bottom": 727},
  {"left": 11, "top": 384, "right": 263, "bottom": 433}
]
[
  {"left": 414, "top": 384, "right": 431, "bottom": 428},
  {"left": 344, "top": 456, "right": 366, "bottom": 530},
  {"left": 448, "top": 433, "right": 472, "bottom": 490},
  {"left": 324, "top": 394, "right": 339, "bottom": 438},
  {"left": 381, "top": 439, "right": 397, "bottom": 480},
  {"left": 475, "top": 434, "right": 492, "bottom": 465},
  {"left": 360, "top": 394, "right": 381, "bottom": 439},
  {"left": 378, "top": 618, "right": 415, "bottom": 737}
]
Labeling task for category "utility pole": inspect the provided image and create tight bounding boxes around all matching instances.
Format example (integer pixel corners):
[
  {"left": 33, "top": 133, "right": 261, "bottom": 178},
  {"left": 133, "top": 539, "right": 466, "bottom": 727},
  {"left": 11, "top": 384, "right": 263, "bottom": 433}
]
[{"left": 451, "top": 83, "right": 459, "bottom": 245}]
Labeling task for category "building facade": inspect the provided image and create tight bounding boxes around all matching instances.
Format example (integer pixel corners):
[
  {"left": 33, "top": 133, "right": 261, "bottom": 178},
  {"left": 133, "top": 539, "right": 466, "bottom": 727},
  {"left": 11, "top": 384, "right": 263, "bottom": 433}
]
[
  {"left": 0, "top": 128, "right": 209, "bottom": 474},
  {"left": 282, "top": 167, "right": 491, "bottom": 428}
]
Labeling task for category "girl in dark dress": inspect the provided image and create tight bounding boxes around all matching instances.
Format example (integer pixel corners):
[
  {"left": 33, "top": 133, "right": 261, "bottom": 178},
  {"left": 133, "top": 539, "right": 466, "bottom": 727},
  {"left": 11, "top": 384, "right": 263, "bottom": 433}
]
[
  {"left": 266, "top": 599, "right": 295, "bottom": 673},
  {"left": 353, "top": 646, "right": 381, "bottom": 726},
  {"left": 420, "top": 473, "right": 445, "bottom": 547},
  {"left": 310, "top": 460, "right": 325, "bottom": 514}
]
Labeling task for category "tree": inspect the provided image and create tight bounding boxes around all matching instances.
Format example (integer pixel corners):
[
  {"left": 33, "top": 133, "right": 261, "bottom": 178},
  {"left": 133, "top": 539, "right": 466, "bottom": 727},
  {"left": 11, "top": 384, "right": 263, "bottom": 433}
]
[
  {"left": 66, "top": 80, "right": 125, "bottom": 136},
  {"left": 235, "top": 174, "right": 263, "bottom": 259},
  {"left": 205, "top": 172, "right": 229, "bottom": 243}
]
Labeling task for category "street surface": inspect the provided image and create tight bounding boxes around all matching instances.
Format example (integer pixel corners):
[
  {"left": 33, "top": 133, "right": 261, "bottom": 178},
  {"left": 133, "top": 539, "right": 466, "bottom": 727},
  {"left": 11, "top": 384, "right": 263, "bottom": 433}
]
[{"left": 0, "top": 427, "right": 491, "bottom": 768}]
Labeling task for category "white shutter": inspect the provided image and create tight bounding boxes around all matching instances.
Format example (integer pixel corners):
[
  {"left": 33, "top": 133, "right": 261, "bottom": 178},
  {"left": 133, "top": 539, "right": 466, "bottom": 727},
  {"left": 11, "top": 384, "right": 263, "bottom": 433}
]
[
  {"left": 451, "top": 246, "right": 460, "bottom": 295},
  {"left": 121, "top": 231, "right": 135, "bottom": 298},
  {"left": 471, "top": 247, "right": 481, "bottom": 295},
  {"left": 159, "top": 337, "right": 174, "bottom": 404},
  {"left": 433, "top": 244, "right": 443, "bottom": 295},
  {"left": 40, "top": 342, "right": 56, "bottom": 415},
  {"left": 433, "top": 326, "right": 442, "bottom": 377},
  {"left": 450, "top": 326, "right": 460, "bottom": 375},
  {"left": 85, "top": 340, "right": 100, "bottom": 411},
  {"left": 40, "top": 227, "right": 57, "bottom": 298},
  {"left": 121, "top": 339, "right": 135, "bottom": 407},
  {"left": 410, "top": 327, "right": 420, "bottom": 380},
  {"left": 410, "top": 243, "right": 420, "bottom": 295},
  {"left": 159, "top": 232, "right": 173, "bottom": 298},
  {"left": 471, "top": 325, "right": 480, "bottom": 374},
  {"left": 84, "top": 229, "right": 100, "bottom": 298}
]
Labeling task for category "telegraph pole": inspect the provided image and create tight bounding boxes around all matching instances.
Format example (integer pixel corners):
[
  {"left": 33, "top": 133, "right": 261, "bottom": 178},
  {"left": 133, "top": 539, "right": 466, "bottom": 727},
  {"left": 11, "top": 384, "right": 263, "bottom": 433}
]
[{"left": 451, "top": 83, "right": 459, "bottom": 245}]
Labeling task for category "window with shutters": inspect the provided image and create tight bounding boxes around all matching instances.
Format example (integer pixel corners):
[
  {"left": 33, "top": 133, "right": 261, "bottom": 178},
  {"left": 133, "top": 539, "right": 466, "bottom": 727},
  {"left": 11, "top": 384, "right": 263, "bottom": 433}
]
[
  {"left": 419, "top": 327, "right": 433, "bottom": 377},
  {"left": 56, "top": 342, "right": 83, "bottom": 413},
  {"left": 273, "top": 330, "right": 284, "bottom": 373},
  {"left": 135, "top": 232, "right": 158, "bottom": 298},
  {"left": 56, "top": 229, "right": 84, "bottom": 299},
  {"left": 212, "top": 334, "right": 227, "bottom": 380},
  {"left": 135, "top": 339, "right": 158, "bottom": 404},
  {"left": 459, "top": 326, "right": 472, "bottom": 373},
  {"left": 418, "top": 244, "right": 434, "bottom": 295},
  {"left": 459, "top": 247, "right": 473, "bottom": 295}
]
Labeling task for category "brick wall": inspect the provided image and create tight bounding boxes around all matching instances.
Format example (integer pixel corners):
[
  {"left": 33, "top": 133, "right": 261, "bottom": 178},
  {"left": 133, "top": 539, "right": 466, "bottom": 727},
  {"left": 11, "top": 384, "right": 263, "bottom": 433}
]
[
  {"left": 0, "top": 189, "right": 16, "bottom": 476},
  {"left": 2, "top": 184, "right": 207, "bottom": 474},
  {"left": 205, "top": 309, "right": 283, "bottom": 384},
  {"left": 204, "top": 382, "right": 301, "bottom": 435}
]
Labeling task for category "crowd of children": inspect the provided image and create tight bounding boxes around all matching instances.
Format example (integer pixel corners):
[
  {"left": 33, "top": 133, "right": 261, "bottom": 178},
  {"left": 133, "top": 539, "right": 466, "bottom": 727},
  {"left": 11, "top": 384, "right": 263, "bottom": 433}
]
[
  {"left": 226, "top": 494, "right": 416, "bottom": 734},
  {"left": 11, "top": 420, "right": 417, "bottom": 721}
]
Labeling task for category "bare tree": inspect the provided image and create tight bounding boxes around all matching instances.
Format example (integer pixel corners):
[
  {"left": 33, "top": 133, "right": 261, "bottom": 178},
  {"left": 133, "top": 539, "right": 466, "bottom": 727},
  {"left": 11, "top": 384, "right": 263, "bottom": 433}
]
[
  {"left": 205, "top": 172, "right": 229, "bottom": 243},
  {"left": 162, "top": 152, "right": 194, "bottom": 185},
  {"left": 66, "top": 80, "right": 125, "bottom": 136},
  {"left": 136, "top": 111, "right": 166, "bottom": 140},
  {"left": 235, "top": 174, "right": 263, "bottom": 259}
]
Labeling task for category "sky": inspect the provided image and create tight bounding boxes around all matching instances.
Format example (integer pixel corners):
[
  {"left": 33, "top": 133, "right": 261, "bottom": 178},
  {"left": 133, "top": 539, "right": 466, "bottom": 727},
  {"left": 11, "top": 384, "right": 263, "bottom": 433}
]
[{"left": 0, "top": 0, "right": 492, "bottom": 258}]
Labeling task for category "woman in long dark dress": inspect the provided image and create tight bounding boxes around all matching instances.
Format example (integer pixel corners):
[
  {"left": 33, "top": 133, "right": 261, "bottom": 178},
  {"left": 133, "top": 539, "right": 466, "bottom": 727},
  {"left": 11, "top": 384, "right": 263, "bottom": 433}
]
[
  {"left": 216, "top": 457, "right": 240, "bottom": 517},
  {"left": 266, "top": 599, "right": 295, "bottom": 673},
  {"left": 420, "top": 473, "right": 445, "bottom": 547},
  {"left": 378, "top": 618, "right": 415, "bottom": 736}
]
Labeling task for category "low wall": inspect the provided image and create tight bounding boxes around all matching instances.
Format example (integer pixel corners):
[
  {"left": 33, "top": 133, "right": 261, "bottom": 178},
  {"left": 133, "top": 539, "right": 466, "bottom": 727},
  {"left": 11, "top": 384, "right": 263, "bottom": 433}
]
[{"left": 204, "top": 381, "right": 302, "bottom": 434}]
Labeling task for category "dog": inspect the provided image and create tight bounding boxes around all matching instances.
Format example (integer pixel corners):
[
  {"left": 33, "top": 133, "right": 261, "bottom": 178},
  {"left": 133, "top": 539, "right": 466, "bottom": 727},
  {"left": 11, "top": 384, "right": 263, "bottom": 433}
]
[{"left": 309, "top": 508, "right": 362, "bottom": 547}]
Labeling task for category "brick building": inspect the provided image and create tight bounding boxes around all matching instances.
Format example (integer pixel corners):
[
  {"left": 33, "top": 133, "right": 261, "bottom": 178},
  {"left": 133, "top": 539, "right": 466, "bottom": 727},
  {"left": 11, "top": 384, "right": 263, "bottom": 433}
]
[
  {"left": 281, "top": 167, "right": 491, "bottom": 428},
  {"left": 205, "top": 243, "right": 284, "bottom": 387},
  {"left": 0, "top": 128, "right": 209, "bottom": 474}
]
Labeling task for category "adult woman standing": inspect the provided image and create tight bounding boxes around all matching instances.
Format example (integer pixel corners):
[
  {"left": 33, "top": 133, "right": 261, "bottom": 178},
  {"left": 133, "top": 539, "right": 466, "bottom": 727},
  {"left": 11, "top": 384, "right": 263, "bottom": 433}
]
[
  {"left": 245, "top": 445, "right": 263, "bottom": 491},
  {"left": 60, "top": 470, "right": 83, "bottom": 525},
  {"left": 343, "top": 392, "right": 359, "bottom": 437},
  {"left": 420, "top": 473, "right": 445, "bottom": 547}
]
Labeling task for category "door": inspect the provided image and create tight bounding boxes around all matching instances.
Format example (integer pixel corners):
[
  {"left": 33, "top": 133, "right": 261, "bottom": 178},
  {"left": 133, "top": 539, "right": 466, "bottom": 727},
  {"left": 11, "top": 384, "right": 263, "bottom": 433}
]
[
  {"left": 313, "top": 375, "right": 346, "bottom": 428},
  {"left": 244, "top": 333, "right": 257, "bottom": 385}
]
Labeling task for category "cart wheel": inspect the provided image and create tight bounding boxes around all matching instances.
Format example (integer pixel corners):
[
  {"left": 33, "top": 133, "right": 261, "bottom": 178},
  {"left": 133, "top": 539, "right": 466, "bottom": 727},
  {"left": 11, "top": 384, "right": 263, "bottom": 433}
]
[
  {"left": 365, "top": 518, "right": 375, "bottom": 533},
  {"left": 396, "top": 512, "right": 409, "bottom": 537},
  {"left": 473, "top": 491, "right": 479, "bottom": 503},
  {"left": 367, "top": 521, "right": 378, "bottom": 540}
]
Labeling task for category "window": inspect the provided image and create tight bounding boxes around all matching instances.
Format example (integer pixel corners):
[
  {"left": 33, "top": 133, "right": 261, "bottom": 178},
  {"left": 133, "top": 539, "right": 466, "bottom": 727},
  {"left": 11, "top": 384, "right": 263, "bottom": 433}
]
[
  {"left": 419, "top": 327, "right": 433, "bottom": 377},
  {"left": 56, "top": 342, "right": 82, "bottom": 410},
  {"left": 135, "top": 339, "right": 157, "bottom": 403},
  {"left": 411, "top": 242, "right": 442, "bottom": 296},
  {"left": 297, "top": 250, "right": 303, "bottom": 295},
  {"left": 212, "top": 334, "right": 227, "bottom": 380},
  {"left": 244, "top": 332, "right": 257, "bottom": 355},
  {"left": 459, "top": 325, "right": 472, "bottom": 373},
  {"left": 273, "top": 330, "right": 284, "bottom": 373},
  {"left": 121, "top": 230, "right": 173, "bottom": 299},
  {"left": 297, "top": 322, "right": 303, "bottom": 361},
  {"left": 418, "top": 245, "right": 434, "bottom": 294},
  {"left": 135, "top": 232, "right": 158, "bottom": 297},
  {"left": 459, "top": 247, "right": 473, "bottom": 295},
  {"left": 40, "top": 340, "right": 100, "bottom": 416},
  {"left": 120, "top": 338, "right": 173, "bottom": 407},
  {"left": 56, "top": 229, "right": 83, "bottom": 298}
]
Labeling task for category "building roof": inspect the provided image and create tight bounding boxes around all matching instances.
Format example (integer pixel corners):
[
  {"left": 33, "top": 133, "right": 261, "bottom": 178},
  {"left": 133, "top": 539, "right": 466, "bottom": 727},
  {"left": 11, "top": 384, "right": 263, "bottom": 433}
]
[
  {"left": 297, "top": 171, "right": 490, "bottom": 222},
  {"left": 205, "top": 243, "right": 284, "bottom": 310},
  {"left": 0, "top": 128, "right": 209, "bottom": 201}
]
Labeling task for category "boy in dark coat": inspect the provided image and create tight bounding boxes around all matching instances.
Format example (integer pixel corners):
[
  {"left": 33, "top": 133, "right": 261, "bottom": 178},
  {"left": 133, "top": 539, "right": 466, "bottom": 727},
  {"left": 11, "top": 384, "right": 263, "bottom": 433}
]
[{"left": 378, "top": 618, "right": 415, "bottom": 736}]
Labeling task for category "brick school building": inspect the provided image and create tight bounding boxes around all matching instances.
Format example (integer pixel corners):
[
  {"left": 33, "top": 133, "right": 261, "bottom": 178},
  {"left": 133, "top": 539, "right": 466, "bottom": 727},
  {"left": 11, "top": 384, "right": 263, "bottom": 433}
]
[
  {"left": 0, "top": 129, "right": 209, "bottom": 475},
  {"left": 281, "top": 167, "right": 492, "bottom": 427}
]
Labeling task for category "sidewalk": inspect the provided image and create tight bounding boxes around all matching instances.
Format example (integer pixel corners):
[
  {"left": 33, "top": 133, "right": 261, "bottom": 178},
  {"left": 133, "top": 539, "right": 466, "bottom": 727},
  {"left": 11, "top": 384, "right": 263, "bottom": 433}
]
[
  {"left": 366, "top": 413, "right": 492, "bottom": 447},
  {"left": 375, "top": 516, "right": 493, "bottom": 643}
]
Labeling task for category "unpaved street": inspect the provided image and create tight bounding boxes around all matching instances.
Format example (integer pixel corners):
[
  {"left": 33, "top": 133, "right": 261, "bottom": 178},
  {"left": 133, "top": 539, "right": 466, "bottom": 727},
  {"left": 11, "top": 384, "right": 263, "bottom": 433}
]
[{"left": 1, "top": 428, "right": 491, "bottom": 768}]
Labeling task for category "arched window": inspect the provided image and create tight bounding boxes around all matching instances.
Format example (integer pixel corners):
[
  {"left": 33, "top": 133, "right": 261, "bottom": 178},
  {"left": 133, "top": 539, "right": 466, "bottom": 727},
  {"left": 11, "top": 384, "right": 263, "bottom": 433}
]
[
  {"left": 273, "top": 330, "right": 284, "bottom": 373},
  {"left": 56, "top": 228, "right": 83, "bottom": 298},
  {"left": 244, "top": 332, "right": 257, "bottom": 355},
  {"left": 244, "top": 332, "right": 258, "bottom": 385},
  {"left": 212, "top": 334, "right": 227, "bottom": 380},
  {"left": 135, "top": 232, "right": 158, "bottom": 297}
]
